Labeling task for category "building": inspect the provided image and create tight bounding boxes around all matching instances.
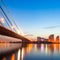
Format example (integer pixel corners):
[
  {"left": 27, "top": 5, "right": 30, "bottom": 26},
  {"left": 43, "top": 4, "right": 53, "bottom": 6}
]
[
  {"left": 56, "top": 36, "right": 59, "bottom": 42},
  {"left": 37, "top": 37, "right": 48, "bottom": 43},
  {"left": 49, "top": 34, "right": 54, "bottom": 42},
  {"left": 37, "top": 37, "right": 41, "bottom": 42}
]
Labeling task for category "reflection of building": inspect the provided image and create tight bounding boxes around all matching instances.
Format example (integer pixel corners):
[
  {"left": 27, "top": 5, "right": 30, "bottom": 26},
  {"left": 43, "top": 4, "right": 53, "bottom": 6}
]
[
  {"left": 49, "top": 34, "right": 54, "bottom": 42},
  {"left": 37, "top": 44, "right": 41, "bottom": 49},
  {"left": 56, "top": 36, "right": 59, "bottom": 43},
  {"left": 24, "top": 44, "right": 33, "bottom": 54}
]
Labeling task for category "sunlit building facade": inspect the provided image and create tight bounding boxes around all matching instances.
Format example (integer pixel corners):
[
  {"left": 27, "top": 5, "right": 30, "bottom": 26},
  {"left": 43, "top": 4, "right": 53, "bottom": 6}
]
[
  {"left": 49, "top": 34, "right": 54, "bottom": 42},
  {"left": 56, "top": 36, "right": 59, "bottom": 43}
]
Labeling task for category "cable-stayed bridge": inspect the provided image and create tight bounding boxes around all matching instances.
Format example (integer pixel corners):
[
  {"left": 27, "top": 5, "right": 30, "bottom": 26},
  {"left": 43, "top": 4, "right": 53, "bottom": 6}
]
[{"left": 0, "top": 0, "right": 31, "bottom": 43}]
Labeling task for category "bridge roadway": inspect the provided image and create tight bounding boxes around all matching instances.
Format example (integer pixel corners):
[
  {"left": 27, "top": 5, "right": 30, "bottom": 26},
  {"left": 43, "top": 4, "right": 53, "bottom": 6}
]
[{"left": 0, "top": 25, "right": 31, "bottom": 43}]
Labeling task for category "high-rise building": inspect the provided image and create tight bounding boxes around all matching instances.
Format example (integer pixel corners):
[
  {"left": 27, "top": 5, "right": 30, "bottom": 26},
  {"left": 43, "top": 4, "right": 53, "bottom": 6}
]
[
  {"left": 56, "top": 36, "right": 59, "bottom": 43},
  {"left": 49, "top": 34, "right": 54, "bottom": 42}
]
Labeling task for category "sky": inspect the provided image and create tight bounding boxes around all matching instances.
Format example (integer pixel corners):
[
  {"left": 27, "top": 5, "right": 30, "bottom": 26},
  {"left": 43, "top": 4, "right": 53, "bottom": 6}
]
[{"left": 1, "top": 0, "right": 60, "bottom": 38}]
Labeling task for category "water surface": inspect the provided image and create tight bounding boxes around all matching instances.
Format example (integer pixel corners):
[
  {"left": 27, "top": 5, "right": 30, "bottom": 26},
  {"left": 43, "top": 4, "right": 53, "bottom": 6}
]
[{"left": 0, "top": 43, "right": 60, "bottom": 60}]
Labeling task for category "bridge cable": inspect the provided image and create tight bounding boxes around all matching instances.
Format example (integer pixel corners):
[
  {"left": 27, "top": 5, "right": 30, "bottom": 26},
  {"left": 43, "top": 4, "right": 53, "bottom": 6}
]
[
  {"left": 0, "top": 6, "right": 15, "bottom": 30},
  {"left": 0, "top": 7, "right": 11, "bottom": 29},
  {"left": 1, "top": 0, "right": 24, "bottom": 34}
]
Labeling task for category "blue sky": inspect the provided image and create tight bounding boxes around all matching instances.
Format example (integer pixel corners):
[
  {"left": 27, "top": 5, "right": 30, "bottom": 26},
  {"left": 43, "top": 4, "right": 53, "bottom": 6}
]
[{"left": 2, "top": 0, "right": 60, "bottom": 37}]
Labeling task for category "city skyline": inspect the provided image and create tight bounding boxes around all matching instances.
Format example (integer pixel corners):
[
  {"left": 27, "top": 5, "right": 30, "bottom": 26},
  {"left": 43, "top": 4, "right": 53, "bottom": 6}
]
[{"left": 3, "top": 0, "right": 60, "bottom": 38}]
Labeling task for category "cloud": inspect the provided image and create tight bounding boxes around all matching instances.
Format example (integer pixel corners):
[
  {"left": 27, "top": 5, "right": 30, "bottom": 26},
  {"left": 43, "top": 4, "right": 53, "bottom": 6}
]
[
  {"left": 25, "top": 34, "right": 34, "bottom": 36},
  {"left": 43, "top": 25, "right": 60, "bottom": 29}
]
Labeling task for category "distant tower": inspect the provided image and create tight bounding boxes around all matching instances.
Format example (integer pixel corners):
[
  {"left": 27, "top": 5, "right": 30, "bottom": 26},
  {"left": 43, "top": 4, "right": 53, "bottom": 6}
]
[
  {"left": 56, "top": 36, "right": 59, "bottom": 43},
  {"left": 49, "top": 34, "right": 54, "bottom": 42}
]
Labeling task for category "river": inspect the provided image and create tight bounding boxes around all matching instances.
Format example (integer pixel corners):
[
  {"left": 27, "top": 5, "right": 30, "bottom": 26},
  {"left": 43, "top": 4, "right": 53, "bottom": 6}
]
[{"left": 0, "top": 43, "right": 60, "bottom": 60}]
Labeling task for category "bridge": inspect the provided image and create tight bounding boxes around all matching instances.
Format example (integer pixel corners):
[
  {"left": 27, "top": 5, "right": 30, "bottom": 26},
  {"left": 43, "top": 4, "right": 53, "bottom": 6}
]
[{"left": 0, "top": 0, "right": 31, "bottom": 43}]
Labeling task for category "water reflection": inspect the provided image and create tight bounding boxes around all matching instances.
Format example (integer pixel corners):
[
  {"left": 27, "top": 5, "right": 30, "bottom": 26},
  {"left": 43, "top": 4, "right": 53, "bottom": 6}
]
[
  {"left": 36, "top": 44, "right": 60, "bottom": 55},
  {"left": 1, "top": 43, "right": 60, "bottom": 60}
]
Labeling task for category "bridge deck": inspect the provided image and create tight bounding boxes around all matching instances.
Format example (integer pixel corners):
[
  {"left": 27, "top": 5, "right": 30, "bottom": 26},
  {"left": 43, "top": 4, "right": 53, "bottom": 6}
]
[{"left": 0, "top": 26, "right": 31, "bottom": 42}]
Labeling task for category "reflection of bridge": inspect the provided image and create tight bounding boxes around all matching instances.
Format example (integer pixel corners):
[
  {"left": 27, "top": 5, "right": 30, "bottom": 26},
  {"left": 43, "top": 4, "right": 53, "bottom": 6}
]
[{"left": 0, "top": 0, "right": 31, "bottom": 42}]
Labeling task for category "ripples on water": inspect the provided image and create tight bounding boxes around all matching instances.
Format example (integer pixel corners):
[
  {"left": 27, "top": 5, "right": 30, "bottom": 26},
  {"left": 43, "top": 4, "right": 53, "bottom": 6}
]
[{"left": 0, "top": 43, "right": 60, "bottom": 60}]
